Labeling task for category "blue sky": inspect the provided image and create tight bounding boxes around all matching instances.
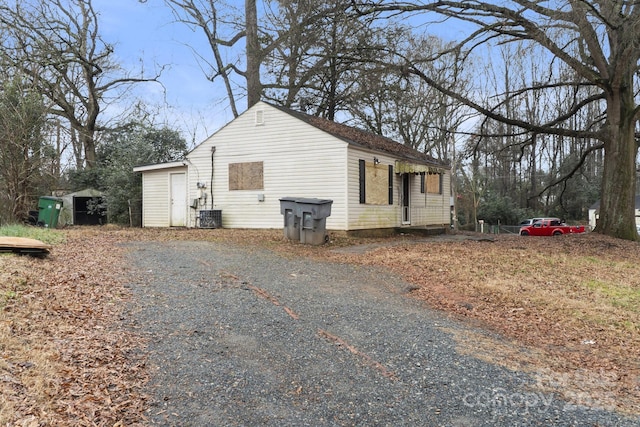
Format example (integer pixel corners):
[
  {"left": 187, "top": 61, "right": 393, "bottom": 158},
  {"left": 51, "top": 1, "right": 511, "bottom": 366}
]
[
  {"left": 91, "top": 1, "right": 478, "bottom": 146},
  {"left": 93, "top": 0, "right": 238, "bottom": 145}
]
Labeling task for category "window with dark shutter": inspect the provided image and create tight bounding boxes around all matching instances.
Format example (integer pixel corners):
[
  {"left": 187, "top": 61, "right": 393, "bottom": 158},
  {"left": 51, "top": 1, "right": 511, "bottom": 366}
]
[
  {"left": 388, "top": 165, "right": 394, "bottom": 204},
  {"left": 359, "top": 159, "right": 366, "bottom": 204}
]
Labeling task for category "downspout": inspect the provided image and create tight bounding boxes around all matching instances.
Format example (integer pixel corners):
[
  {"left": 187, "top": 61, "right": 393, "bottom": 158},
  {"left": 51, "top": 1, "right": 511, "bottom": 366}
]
[{"left": 210, "top": 146, "right": 216, "bottom": 209}]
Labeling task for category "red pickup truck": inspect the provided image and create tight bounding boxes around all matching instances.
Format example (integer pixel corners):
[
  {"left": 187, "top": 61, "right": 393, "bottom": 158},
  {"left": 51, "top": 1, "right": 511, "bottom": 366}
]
[{"left": 519, "top": 218, "right": 586, "bottom": 236}]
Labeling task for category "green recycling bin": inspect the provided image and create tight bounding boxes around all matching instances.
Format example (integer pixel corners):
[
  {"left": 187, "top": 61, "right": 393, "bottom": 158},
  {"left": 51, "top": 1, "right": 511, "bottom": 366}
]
[{"left": 37, "top": 196, "right": 63, "bottom": 228}]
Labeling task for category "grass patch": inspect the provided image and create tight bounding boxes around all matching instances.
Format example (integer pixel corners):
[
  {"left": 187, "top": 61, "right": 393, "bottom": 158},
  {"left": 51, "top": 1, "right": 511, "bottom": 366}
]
[
  {"left": 583, "top": 279, "right": 640, "bottom": 312},
  {"left": 0, "top": 224, "right": 65, "bottom": 245},
  {"left": 0, "top": 289, "right": 18, "bottom": 308}
]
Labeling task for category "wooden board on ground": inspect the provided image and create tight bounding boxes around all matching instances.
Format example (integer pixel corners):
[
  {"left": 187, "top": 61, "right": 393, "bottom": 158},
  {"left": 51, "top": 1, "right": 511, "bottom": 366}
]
[{"left": 0, "top": 236, "right": 52, "bottom": 256}]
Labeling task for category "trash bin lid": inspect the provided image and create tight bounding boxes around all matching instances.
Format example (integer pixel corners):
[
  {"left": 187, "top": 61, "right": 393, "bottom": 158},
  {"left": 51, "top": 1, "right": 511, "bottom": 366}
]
[{"left": 295, "top": 198, "right": 333, "bottom": 205}]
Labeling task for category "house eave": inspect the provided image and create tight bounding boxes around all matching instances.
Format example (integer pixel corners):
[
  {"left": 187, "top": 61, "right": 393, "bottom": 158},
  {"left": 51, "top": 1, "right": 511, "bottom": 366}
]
[
  {"left": 394, "top": 160, "right": 449, "bottom": 174},
  {"left": 133, "top": 161, "right": 187, "bottom": 172}
]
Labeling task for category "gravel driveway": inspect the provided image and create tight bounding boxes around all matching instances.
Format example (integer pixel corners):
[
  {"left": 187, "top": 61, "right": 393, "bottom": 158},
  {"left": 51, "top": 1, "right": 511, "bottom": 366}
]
[{"left": 124, "top": 240, "right": 638, "bottom": 426}]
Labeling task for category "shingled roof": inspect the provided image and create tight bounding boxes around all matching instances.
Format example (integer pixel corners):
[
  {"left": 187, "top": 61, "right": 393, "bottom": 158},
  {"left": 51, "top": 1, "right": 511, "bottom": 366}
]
[{"left": 270, "top": 103, "right": 448, "bottom": 168}]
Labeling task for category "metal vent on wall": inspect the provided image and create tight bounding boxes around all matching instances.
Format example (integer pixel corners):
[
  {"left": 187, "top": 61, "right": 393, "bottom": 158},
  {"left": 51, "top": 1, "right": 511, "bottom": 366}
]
[
  {"left": 199, "top": 210, "right": 222, "bottom": 228},
  {"left": 255, "top": 110, "right": 264, "bottom": 125}
]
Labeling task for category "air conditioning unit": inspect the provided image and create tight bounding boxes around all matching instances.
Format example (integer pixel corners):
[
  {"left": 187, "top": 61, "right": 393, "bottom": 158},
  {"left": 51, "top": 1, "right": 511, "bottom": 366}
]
[{"left": 199, "top": 210, "right": 222, "bottom": 228}]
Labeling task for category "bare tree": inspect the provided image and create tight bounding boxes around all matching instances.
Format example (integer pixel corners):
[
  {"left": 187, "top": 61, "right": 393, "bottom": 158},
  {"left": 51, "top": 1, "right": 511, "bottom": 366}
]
[
  {"left": 261, "top": 1, "right": 329, "bottom": 107},
  {"left": 353, "top": 0, "right": 640, "bottom": 240},
  {"left": 164, "top": 0, "right": 364, "bottom": 117},
  {"left": 245, "top": 0, "right": 261, "bottom": 108},
  {"left": 0, "top": 0, "right": 159, "bottom": 169},
  {"left": 0, "top": 79, "right": 48, "bottom": 222},
  {"left": 348, "top": 33, "right": 470, "bottom": 161},
  {"left": 164, "top": 0, "right": 259, "bottom": 115}
]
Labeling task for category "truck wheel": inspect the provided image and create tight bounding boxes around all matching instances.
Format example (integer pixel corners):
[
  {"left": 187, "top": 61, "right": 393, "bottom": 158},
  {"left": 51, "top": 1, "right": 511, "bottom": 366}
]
[
  {"left": 520, "top": 230, "right": 529, "bottom": 236},
  {"left": 553, "top": 230, "right": 562, "bottom": 236}
]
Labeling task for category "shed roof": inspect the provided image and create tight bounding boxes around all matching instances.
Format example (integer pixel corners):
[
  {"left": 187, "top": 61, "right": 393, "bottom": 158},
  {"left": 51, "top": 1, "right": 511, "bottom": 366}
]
[{"left": 133, "top": 161, "right": 186, "bottom": 172}]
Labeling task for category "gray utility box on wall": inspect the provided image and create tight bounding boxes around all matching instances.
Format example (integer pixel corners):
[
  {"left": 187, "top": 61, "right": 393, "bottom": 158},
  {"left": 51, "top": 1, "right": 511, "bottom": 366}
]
[
  {"left": 279, "top": 197, "right": 300, "bottom": 240},
  {"left": 279, "top": 197, "right": 333, "bottom": 245}
]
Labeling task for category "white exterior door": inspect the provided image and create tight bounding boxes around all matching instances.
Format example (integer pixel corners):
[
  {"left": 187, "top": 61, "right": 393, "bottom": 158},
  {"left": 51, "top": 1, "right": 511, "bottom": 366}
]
[{"left": 170, "top": 172, "right": 187, "bottom": 227}]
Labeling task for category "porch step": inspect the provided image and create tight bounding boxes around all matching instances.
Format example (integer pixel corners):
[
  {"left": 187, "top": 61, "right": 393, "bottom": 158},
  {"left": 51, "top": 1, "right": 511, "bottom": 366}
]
[{"left": 394, "top": 226, "right": 447, "bottom": 237}]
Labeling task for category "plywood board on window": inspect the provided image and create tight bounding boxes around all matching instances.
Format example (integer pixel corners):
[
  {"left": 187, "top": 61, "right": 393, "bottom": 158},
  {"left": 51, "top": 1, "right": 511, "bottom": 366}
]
[
  {"left": 366, "top": 162, "right": 388, "bottom": 205},
  {"left": 229, "top": 161, "right": 264, "bottom": 190},
  {"left": 427, "top": 173, "right": 441, "bottom": 194}
]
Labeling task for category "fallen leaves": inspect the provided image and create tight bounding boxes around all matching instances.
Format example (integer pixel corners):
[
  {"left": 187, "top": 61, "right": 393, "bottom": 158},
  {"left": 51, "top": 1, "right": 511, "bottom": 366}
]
[
  {"left": 321, "top": 233, "right": 640, "bottom": 414},
  {"left": 0, "top": 229, "right": 147, "bottom": 426},
  {"left": 2, "top": 226, "right": 640, "bottom": 421}
]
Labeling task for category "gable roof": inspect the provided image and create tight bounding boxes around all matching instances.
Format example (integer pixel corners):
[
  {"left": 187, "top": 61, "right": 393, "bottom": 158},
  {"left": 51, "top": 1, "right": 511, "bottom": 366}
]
[
  {"left": 268, "top": 103, "right": 448, "bottom": 168},
  {"left": 132, "top": 102, "right": 450, "bottom": 172}
]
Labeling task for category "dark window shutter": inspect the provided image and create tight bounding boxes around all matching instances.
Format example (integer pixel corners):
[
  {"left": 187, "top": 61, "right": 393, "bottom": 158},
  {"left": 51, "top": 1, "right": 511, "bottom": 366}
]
[
  {"left": 420, "top": 173, "right": 425, "bottom": 194},
  {"left": 388, "top": 165, "right": 394, "bottom": 204},
  {"left": 359, "top": 159, "right": 366, "bottom": 204}
]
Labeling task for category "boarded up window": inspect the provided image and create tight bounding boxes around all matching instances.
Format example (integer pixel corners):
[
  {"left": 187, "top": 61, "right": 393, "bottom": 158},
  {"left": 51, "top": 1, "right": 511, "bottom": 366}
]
[
  {"left": 426, "top": 173, "right": 442, "bottom": 194},
  {"left": 229, "top": 162, "right": 264, "bottom": 190},
  {"left": 359, "top": 160, "right": 394, "bottom": 205},
  {"left": 365, "top": 162, "right": 389, "bottom": 205}
]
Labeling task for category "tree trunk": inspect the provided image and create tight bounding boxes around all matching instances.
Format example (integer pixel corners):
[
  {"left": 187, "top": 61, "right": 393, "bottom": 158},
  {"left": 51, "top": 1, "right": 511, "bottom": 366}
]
[
  {"left": 595, "top": 80, "right": 638, "bottom": 240},
  {"left": 245, "top": 0, "right": 261, "bottom": 109},
  {"left": 82, "top": 132, "right": 97, "bottom": 169}
]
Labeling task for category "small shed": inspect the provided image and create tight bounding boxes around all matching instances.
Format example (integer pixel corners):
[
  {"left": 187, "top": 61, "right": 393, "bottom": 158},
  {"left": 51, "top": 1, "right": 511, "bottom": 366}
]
[{"left": 59, "top": 188, "right": 106, "bottom": 226}]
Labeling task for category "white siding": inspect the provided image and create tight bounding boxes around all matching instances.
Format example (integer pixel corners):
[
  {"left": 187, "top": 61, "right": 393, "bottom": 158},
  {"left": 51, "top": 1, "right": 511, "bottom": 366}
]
[
  {"left": 346, "top": 147, "right": 451, "bottom": 230},
  {"left": 346, "top": 148, "right": 399, "bottom": 230},
  {"left": 409, "top": 172, "right": 451, "bottom": 226},
  {"left": 141, "top": 166, "right": 187, "bottom": 227},
  {"left": 186, "top": 102, "right": 349, "bottom": 229}
]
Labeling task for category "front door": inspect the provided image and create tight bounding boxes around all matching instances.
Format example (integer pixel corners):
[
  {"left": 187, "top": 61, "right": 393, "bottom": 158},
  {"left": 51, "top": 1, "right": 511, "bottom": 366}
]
[
  {"left": 170, "top": 172, "right": 187, "bottom": 227},
  {"left": 402, "top": 173, "right": 410, "bottom": 224}
]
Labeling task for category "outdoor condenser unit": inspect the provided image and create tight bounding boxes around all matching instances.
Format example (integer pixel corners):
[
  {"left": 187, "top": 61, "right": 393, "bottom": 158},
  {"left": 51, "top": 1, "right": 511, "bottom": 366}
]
[{"left": 199, "top": 209, "right": 222, "bottom": 228}]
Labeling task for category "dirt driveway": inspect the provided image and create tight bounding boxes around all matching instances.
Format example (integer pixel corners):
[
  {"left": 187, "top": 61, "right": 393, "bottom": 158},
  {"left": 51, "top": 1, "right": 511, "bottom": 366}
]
[{"left": 124, "top": 239, "right": 638, "bottom": 426}]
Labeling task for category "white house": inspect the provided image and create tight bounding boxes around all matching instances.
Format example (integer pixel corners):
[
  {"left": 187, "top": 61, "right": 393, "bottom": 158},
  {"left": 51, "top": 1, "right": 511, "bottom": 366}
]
[
  {"left": 589, "top": 196, "right": 640, "bottom": 231},
  {"left": 133, "top": 102, "right": 451, "bottom": 234}
]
